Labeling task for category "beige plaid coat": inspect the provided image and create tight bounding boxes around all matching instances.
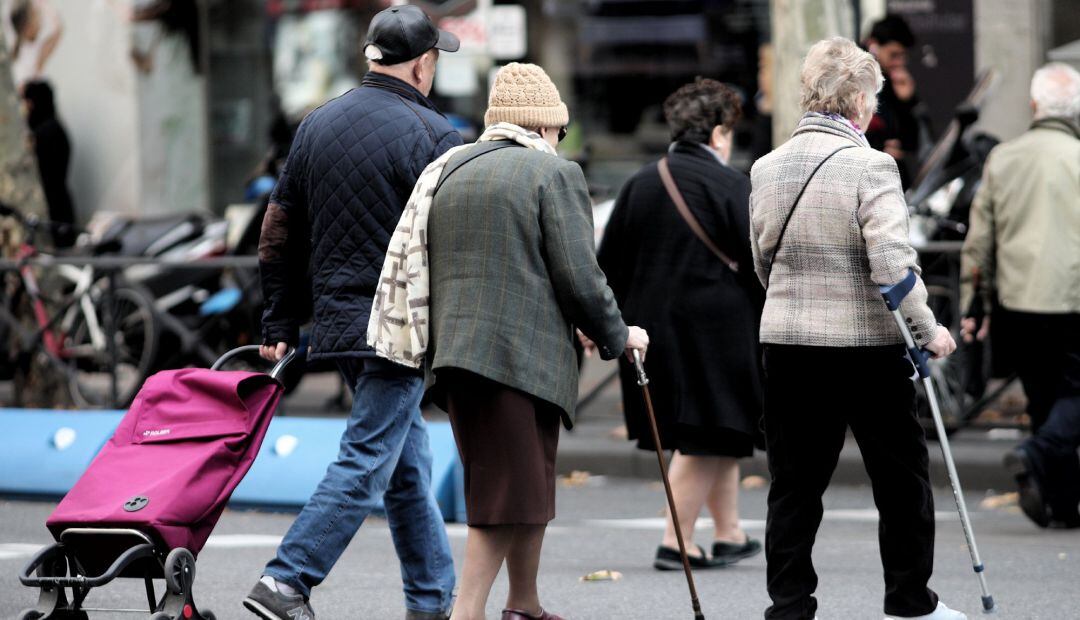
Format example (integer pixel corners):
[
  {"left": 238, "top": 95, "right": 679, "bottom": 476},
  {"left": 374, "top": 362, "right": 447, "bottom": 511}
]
[{"left": 749, "top": 115, "right": 937, "bottom": 347}]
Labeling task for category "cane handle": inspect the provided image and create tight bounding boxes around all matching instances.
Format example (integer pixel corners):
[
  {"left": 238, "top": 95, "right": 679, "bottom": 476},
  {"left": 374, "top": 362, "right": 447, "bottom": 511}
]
[{"left": 631, "top": 349, "right": 649, "bottom": 386}]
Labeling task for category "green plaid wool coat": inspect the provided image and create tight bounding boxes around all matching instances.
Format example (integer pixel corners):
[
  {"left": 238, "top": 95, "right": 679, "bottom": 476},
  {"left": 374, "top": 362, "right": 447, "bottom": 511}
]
[{"left": 425, "top": 144, "right": 629, "bottom": 428}]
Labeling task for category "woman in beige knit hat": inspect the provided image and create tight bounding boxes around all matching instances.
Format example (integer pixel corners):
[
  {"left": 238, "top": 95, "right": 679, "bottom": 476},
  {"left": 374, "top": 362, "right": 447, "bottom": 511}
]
[{"left": 391, "top": 62, "right": 648, "bottom": 620}]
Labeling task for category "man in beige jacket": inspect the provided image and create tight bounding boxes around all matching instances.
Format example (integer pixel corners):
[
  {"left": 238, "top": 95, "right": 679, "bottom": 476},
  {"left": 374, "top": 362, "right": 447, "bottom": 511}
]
[{"left": 960, "top": 62, "right": 1080, "bottom": 529}]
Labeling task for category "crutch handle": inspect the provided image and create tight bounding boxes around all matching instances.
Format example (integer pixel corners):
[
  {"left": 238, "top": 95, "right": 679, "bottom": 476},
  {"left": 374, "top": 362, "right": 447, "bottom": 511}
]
[
  {"left": 879, "top": 268, "right": 918, "bottom": 312},
  {"left": 631, "top": 349, "right": 649, "bottom": 386},
  {"left": 879, "top": 269, "right": 932, "bottom": 379}
]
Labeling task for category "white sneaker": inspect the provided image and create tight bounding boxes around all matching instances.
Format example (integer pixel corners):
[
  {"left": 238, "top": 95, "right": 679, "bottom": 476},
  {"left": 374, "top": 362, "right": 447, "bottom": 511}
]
[{"left": 886, "top": 601, "right": 968, "bottom": 620}]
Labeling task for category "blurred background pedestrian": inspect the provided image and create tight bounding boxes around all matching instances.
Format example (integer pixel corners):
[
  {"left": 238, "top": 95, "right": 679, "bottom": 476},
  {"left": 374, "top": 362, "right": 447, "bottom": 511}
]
[
  {"left": 22, "top": 79, "right": 74, "bottom": 247},
  {"left": 862, "top": 14, "right": 923, "bottom": 188},
  {"left": 961, "top": 62, "right": 1080, "bottom": 530},
  {"left": 750, "top": 37, "right": 962, "bottom": 620},
  {"left": 597, "top": 77, "right": 764, "bottom": 572},
  {"left": 5, "top": 0, "right": 62, "bottom": 87}
]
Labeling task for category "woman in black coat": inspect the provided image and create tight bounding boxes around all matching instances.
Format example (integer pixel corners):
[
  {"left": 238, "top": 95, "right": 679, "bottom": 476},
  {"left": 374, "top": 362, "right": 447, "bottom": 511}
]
[{"left": 597, "top": 78, "right": 764, "bottom": 569}]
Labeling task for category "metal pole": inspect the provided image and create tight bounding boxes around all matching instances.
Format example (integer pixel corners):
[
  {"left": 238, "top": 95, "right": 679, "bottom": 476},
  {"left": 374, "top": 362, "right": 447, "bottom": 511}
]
[
  {"left": 853, "top": 0, "right": 862, "bottom": 41},
  {"left": 105, "top": 270, "right": 119, "bottom": 408}
]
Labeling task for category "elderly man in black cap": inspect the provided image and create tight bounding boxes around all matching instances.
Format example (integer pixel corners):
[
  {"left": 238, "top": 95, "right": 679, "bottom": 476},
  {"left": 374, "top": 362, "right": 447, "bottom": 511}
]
[{"left": 244, "top": 6, "right": 461, "bottom": 620}]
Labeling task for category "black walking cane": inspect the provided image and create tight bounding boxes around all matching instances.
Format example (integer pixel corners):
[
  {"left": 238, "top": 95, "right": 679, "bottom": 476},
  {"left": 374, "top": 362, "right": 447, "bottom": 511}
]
[
  {"left": 631, "top": 349, "right": 706, "bottom": 620},
  {"left": 881, "top": 270, "right": 996, "bottom": 614}
]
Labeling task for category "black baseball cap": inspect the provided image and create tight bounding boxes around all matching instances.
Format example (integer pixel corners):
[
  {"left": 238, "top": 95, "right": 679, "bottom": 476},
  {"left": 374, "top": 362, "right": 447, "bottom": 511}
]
[{"left": 364, "top": 5, "right": 460, "bottom": 65}]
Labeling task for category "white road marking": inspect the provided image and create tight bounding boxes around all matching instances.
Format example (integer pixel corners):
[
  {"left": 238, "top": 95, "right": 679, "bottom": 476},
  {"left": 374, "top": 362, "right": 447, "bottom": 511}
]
[
  {"left": 203, "top": 534, "right": 283, "bottom": 548},
  {"left": 585, "top": 518, "right": 766, "bottom": 530},
  {"left": 823, "top": 509, "right": 957, "bottom": 522},
  {"left": 0, "top": 535, "right": 285, "bottom": 560},
  {"left": 0, "top": 543, "right": 46, "bottom": 560},
  {"left": 585, "top": 510, "right": 959, "bottom": 530},
  {"left": 445, "top": 524, "right": 569, "bottom": 538}
]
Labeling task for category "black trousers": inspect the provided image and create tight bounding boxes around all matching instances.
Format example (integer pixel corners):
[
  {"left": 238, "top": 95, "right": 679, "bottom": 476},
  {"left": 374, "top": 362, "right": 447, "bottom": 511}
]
[
  {"left": 1001, "top": 310, "right": 1080, "bottom": 522},
  {"left": 762, "top": 344, "right": 938, "bottom": 620},
  {"left": 995, "top": 310, "right": 1080, "bottom": 432}
]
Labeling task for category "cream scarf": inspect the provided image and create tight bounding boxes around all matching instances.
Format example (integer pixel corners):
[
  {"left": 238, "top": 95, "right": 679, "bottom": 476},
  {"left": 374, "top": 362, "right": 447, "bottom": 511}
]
[{"left": 367, "top": 122, "right": 558, "bottom": 368}]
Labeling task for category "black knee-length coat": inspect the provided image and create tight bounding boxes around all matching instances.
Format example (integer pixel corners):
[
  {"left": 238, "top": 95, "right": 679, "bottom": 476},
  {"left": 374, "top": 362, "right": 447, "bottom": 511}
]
[{"left": 597, "top": 141, "right": 764, "bottom": 451}]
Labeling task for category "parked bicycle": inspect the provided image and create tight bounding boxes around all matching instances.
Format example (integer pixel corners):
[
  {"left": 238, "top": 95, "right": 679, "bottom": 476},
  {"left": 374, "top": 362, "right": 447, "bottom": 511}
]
[{"left": 0, "top": 204, "right": 158, "bottom": 408}]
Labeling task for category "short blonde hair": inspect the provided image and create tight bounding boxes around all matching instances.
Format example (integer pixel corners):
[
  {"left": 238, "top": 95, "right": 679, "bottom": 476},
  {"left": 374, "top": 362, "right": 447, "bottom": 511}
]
[{"left": 800, "top": 37, "right": 883, "bottom": 120}]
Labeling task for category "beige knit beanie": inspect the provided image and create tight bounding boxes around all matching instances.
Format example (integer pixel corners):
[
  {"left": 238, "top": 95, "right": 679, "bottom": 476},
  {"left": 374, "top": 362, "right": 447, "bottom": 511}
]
[{"left": 484, "top": 63, "right": 570, "bottom": 129}]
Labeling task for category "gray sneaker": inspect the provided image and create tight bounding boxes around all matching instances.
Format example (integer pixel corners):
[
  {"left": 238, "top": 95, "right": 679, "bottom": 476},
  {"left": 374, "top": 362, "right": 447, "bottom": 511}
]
[{"left": 243, "top": 580, "right": 315, "bottom": 620}]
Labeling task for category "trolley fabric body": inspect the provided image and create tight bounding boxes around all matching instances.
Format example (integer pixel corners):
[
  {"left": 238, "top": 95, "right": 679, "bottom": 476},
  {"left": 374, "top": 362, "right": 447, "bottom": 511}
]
[
  {"left": 46, "top": 368, "right": 283, "bottom": 553},
  {"left": 19, "top": 347, "right": 293, "bottom": 620}
]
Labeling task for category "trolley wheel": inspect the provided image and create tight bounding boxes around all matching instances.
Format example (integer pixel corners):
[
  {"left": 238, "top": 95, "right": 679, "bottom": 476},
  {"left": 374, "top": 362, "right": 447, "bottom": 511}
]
[
  {"left": 164, "top": 548, "right": 196, "bottom": 595},
  {"left": 202, "top": 611, "right": 217, "bottom": 620},
  {"left": 16, "top": 610, "right": 43, "bottom": 620}
]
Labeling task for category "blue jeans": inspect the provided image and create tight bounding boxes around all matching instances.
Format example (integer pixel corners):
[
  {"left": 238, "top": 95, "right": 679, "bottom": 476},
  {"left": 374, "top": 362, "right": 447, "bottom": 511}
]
[{"left": 264, "top": 357, "right": 455, "bottom": 614}]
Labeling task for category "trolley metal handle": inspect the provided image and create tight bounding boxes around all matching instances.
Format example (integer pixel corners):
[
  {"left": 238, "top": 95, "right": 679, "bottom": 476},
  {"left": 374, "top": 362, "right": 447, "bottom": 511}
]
[
  {"left": 19, "top": 540, "right": 156, "bottom": 588},
  {"left": 211, "top": 345, "right": 297, "bottom": 380}
]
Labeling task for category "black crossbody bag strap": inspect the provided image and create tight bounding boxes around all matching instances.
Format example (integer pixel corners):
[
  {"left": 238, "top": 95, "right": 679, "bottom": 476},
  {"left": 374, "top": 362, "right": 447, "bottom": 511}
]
[
  {"left": 764, "top": 145, "right": 857, "bottom": 289},
  {"left": 435, "top": 141, "right": 519, "bottom": 194}
]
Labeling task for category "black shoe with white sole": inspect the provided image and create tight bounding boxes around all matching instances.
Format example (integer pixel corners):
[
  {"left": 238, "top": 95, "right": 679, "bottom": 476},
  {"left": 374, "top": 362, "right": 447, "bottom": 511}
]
[{"left": 243, "top": 580, "right": 315, "bottom": 620}]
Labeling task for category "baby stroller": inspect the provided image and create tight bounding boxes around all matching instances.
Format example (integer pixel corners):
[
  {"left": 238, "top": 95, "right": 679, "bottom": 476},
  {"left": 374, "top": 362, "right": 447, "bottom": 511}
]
[{"left": 18, "top": 346, "right": 296, "bottom": 620}]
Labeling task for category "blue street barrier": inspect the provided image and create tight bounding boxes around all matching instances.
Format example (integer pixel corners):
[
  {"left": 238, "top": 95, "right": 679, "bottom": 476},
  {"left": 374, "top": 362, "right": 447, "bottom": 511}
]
[
  {"left": 0, "top": 409, "right": 465, "bottom": 522},
  {"left": 0, "top": 409, "right": 124, "bottom": 496}
]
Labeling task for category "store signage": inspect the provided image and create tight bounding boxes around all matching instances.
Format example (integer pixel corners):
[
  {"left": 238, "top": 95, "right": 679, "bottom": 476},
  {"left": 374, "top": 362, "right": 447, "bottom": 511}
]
[{"left": 488, "top": 5, "right": 526, "bottom": 60}]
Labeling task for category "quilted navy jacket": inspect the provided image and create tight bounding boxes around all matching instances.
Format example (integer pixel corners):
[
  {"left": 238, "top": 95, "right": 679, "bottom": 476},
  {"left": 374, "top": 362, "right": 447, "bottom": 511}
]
[{"left": 259, "top": 73, "right": 463, "bottom": 360}]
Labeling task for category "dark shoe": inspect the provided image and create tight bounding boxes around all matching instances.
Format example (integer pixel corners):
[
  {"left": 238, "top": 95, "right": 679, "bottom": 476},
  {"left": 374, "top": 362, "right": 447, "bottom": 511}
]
[
  {"left": 1048, "top": 511, "right": 1080, "bottom": 529},
  {"left": 502, "top": 608, "right": 565, "bottom": 620},
  {"left": 406, "top": 611, "right": 450, "bottom": 620},
  {"left": 653, "top": 544, "right": 726, "bottom": 571},
  {"left": 1003, "top": 448, "right": 1050, "bottom": 528},
  {"left": 243, "top": 580, "right": 315, "bottom": 620},
  {"left": 712, "top": 537, "right": 762, "bottom": 564}
]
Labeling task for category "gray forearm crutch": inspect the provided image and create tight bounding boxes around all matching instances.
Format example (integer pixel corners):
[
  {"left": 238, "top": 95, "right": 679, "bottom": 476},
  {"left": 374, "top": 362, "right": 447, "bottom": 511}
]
[{"left": 880, "top": 269, "right": 996, "bottom": 614}]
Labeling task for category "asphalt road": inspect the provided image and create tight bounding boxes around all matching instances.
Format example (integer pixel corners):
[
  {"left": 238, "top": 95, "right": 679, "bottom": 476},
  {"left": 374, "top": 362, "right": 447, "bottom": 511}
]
[{"left": 3, "top": 477, "right": 1078, "bottom": 620}]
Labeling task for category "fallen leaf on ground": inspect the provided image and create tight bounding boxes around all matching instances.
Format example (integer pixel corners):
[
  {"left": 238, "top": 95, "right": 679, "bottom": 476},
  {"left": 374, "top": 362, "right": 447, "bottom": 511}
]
[
  {"left": 580, "top": 569, "right": 623, "bottom": 582},
  {"left": 559, "top": 471, "right": 592, "bottom": 487},
  {"left": 979, "top": 492, "right": 1018, "bottom": 510},
  {"left": 741, "top": 475, "right": 768, "bottom": 489}
]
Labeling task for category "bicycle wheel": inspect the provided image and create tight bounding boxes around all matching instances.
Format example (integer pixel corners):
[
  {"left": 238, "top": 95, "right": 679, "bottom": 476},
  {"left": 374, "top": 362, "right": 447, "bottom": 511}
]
[
  {"left": 5, "top": 285, "right": 71, "bottom": 408},
  {"left": 66, "top": 286, "right": 159, "bottom": 408}
]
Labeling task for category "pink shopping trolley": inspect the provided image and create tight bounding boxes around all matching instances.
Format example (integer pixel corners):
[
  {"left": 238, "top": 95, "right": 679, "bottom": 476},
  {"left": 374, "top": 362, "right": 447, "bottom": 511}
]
[{"left": 18, "top": 346, "right": 296, "bottom": 620}]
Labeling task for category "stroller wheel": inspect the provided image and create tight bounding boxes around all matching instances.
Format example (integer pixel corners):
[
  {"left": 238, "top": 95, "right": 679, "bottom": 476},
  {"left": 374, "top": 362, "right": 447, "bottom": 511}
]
[
  {"left": 150, "top": 614, "right": 171, "bottom": 620},
  {"left": 203, "top": 611, "right": 217, "bottom": 620},
  {"left": 16, "top": 610, "right": 43, "bottom": 620},
  {"left": 164, "top": 548, "right": 196, "bottom": 595}
]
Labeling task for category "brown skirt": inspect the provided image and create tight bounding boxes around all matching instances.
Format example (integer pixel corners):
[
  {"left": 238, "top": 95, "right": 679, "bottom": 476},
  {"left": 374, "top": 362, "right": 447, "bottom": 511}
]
[{"left": 442, "top": 370, "right": 560, "bottom": 526}]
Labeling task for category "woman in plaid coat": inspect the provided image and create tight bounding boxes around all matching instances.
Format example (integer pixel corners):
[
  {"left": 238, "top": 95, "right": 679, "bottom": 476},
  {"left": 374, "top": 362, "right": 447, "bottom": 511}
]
[{"left": 749, "top": 38, "right": 960, "bottom": 620}]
